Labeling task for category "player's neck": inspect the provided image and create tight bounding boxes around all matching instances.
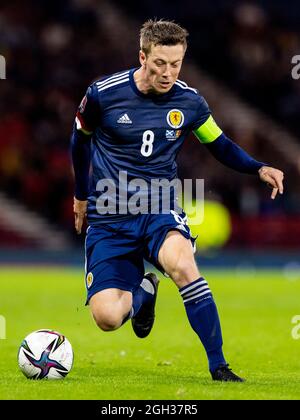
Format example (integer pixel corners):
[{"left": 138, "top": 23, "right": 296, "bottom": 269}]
[{"left": 133, "top": 67, "right": 159, "bottom": 95}]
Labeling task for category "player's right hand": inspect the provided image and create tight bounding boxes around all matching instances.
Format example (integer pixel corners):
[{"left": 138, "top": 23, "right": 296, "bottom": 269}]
[{"left": 73, "top": 197, "right": 88, "bottom": 234}]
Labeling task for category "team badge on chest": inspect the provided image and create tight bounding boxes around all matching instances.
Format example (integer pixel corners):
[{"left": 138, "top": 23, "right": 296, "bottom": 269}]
[{"left": 166, "top": 109, "right": 184, "bottom": 129}]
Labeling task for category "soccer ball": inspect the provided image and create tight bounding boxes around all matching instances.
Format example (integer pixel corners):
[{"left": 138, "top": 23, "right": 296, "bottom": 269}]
[{"left": 18, "top": 329, "right": 74, "bottom": 380}]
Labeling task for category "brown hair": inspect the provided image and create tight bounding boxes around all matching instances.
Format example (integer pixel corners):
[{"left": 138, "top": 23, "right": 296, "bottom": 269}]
[{"left": 140, "top": 19, "right": 189, "bottom": 56}]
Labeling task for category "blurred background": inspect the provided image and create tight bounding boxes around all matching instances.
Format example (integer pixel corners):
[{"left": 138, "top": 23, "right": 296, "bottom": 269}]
[{"left": 0, "top": 0, "right": 299, "bottom": 270}]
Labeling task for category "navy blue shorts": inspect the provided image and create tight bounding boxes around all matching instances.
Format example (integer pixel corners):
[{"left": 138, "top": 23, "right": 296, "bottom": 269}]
[{"left": 84, "top": 211, "right": 195, "bottom": 304}]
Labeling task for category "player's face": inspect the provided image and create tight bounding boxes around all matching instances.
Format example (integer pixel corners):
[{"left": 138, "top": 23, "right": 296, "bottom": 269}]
[{"left": 140, "top": 44, "right": 185, "bottom": 94}]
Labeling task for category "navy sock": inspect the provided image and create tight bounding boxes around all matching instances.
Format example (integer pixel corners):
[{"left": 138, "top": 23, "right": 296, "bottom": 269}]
[
  {"left": 122, "top": 277, "right": 154, "bottom": 324},
  {"left": 180, "top": 277, "right": 226, "bottom": 372}
]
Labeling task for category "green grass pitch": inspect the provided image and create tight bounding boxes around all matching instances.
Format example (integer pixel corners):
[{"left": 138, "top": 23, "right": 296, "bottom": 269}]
[{"left": 0, "top": 266, "right": 300, "bottom": 400}]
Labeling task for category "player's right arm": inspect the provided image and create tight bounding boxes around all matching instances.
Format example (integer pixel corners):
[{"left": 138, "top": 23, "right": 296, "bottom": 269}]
[{"left": 71, "top": 84, "right": 99, "bottom": 234}]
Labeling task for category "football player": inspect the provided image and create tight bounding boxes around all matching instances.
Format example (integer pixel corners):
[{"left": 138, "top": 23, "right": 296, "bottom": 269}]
[{"left": 71, "top": 19, "right": 284, "bottom": 382}]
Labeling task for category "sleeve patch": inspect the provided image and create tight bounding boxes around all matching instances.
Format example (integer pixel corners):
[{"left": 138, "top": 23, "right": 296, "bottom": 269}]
[
  {"left": 79, "top": 95, "right": 88, "bottom": 113},
  {"left": 75, "top": 113, "right": 93, "bottom": 135}
]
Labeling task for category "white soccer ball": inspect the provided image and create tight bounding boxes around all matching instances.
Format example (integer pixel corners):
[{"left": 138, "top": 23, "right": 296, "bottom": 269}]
[{"left": 18, "top": 329, "right": 74, "bottom": 380}]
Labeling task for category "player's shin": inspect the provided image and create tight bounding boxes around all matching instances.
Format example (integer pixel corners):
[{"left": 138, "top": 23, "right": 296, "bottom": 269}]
[
  {"left": 180, "top": 277, "right": 226, "bottom": 372},
  {"left": 121, "top": 278, "right": 155, "bottom": 324}
]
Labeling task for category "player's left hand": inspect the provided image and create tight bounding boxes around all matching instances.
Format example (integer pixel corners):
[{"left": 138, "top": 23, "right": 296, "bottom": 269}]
[
  {"left": 258, "top": 166, "right": 284, "bottom": 200},
  {"left": 73, "top": 197, "right": 88, "bottom": 234}
]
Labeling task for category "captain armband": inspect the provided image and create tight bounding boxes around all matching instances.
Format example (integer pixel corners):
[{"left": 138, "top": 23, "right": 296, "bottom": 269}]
[{"left": 193, "top": 115, "right": 223, "bottom": 144}]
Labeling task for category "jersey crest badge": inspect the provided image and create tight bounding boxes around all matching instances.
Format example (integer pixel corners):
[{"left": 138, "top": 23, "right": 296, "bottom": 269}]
[{"left": 167, "top": 109, "right": 184, "bottom": 129}]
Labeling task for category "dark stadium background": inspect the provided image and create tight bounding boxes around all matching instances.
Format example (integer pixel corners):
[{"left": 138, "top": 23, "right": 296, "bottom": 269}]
[{"left": 0, "top": 0, "right": 299, "bottom": 269}]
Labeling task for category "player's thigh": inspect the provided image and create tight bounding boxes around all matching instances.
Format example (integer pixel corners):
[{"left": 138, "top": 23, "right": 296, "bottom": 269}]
[
  {"left": 158, "top": 230, "right": 200, "bottom": 287},
  {"left": 89, "top": 288, "right": 132, "bottom": 330}
]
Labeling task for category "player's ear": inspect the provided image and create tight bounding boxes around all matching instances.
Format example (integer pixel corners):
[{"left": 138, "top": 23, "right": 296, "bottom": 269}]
[{"left": 139, "top": 50, "right": 146, "bottom": 67}]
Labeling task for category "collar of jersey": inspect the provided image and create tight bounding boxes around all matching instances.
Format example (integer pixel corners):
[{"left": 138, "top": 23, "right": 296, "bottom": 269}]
[{"left": 129, "top": 68, "right": 176, "bottom": 100}]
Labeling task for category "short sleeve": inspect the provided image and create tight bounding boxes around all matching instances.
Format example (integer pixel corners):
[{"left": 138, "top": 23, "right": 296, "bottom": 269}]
[
  {"left": 75, "top": 84, "right": 100, "bottom": 134},
  {"left": 190, "top": 95, "right": 211, "bottom": 131}
]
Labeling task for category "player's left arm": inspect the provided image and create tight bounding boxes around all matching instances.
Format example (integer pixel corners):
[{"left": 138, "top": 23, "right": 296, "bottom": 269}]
[{"left": 193, "top": 115, "right": 284, "bottom": 200}]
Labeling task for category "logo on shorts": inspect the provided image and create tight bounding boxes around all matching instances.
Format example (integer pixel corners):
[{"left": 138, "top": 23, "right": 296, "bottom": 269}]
[
  {"left": 175, "top": 223, "right": 187, "bottom": 233},
  {"left": 86, "top": 272, "right": 94, "bottom": 289},
  {"left": 167, "top": 109, "right": 184, "bottom": 129}
]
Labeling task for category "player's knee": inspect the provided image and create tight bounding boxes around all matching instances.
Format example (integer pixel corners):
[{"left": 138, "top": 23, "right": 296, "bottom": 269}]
[
  {"left": 93, "top": 311, "right": 122, "bottom": 332},
  {"left": 170, "top": 259, "right": 199, "bottom": 285}
]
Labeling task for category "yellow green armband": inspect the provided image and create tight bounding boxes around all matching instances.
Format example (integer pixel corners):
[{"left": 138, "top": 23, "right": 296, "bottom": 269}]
[{"left": 193, "top": 115, "right": 223, "bottom": 144}]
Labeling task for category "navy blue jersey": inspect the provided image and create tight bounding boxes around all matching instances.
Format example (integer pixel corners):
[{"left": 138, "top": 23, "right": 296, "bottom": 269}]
[{"left": 76, "top": 68, "right": 211, "bottom": 224}]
